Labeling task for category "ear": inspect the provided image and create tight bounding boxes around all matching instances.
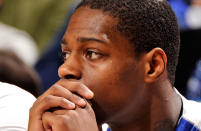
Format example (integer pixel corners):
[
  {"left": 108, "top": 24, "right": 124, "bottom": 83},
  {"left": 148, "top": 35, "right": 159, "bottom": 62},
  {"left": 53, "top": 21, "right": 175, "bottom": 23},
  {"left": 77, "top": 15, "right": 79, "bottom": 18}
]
[{"left": 144, "top": 48, "right": 167, "bottom": 83}]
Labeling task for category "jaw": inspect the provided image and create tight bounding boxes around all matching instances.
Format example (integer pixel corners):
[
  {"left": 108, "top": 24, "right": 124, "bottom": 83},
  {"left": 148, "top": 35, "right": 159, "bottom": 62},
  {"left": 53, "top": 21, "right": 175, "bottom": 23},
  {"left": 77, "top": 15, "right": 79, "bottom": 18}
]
[
  {"left": 94, "top": 86, "right": 152, "bottom": 129},
  {"left": 89, "top": 99, "right": 108, "bottom": 125}
]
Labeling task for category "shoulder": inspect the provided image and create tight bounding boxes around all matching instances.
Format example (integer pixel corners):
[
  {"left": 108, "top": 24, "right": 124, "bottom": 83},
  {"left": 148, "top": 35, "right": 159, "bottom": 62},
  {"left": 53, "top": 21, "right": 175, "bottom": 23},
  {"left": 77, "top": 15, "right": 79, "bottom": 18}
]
[
  {"left": 0, "top": 82, "right": 36, "bottom": 130},
  {"left": 180, "top": 93, "right": 201, "bottom": 130},
  {"left": 0, "top": 81, "right": 36, "bottom": 100}
]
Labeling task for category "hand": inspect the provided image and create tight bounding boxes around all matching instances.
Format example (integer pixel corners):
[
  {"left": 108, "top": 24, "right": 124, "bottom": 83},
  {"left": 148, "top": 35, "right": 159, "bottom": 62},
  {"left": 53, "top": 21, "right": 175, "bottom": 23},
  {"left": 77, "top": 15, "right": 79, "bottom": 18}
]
[
  {"left": 42, "top": 101, "right": 99, "bottom": 131},
  {"left": 28, "top": 79, "right": 94, "bottom": 131}
]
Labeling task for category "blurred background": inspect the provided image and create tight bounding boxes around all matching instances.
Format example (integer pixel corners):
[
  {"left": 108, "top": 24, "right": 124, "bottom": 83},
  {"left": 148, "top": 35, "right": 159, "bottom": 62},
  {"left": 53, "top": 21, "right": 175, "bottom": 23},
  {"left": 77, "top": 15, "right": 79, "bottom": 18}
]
[
  {"left": 0, "top": 0, "right": 77, "bottom": 96},
  {"left": 0, "top": 0, "right": 200, "bottom": 100},
  {"left": 168, "top": 0, "right": 201, "bottom": 101}
]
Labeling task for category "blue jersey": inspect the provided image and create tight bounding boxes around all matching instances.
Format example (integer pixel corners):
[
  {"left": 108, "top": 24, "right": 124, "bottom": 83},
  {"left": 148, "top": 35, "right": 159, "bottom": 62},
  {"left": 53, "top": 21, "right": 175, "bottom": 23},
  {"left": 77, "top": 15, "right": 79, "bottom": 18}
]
[
  {"left": 104, "top": 90, "right": 201, "bottom": 131},
  {"left": 176, "top": 90, "right": 201, "bottom": 131}
]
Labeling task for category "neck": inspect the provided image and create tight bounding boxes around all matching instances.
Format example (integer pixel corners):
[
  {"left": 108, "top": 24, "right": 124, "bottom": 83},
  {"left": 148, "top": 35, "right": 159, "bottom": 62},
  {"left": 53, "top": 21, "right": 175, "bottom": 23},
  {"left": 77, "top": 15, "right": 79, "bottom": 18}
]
[{"left": 109, "top": 81, "right": 182, "bottom": 131}]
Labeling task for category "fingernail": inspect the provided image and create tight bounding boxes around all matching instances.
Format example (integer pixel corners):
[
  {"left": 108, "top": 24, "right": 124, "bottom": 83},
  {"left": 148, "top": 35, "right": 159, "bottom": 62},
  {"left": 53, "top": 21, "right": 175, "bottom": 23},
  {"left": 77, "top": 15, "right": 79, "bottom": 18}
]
[
  {"left": 69, "top": 102, "right": 75, "bottom": 108},
  {"left": 63, "top": 99, "right": 76, "bottom": 109},
  {"left": 79, "top": 99, "right": 86, "bottom": 106},
  {"left": 87, "top": 90, "right": 94, "bottom": 98}
]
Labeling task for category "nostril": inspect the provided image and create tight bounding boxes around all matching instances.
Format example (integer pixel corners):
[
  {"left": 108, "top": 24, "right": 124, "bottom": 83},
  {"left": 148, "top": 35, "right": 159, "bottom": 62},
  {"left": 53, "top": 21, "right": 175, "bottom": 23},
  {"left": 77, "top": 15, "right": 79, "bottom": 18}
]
[{"left": 64, "top": 74, "right": 79, "bottom": 80}]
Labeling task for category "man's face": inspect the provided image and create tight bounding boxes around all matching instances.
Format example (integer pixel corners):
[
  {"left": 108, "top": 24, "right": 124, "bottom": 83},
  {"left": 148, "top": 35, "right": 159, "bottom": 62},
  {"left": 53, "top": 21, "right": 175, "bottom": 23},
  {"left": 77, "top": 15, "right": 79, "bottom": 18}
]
[{"left": 59, "top": 7, "right": 148, "bottom": 124}]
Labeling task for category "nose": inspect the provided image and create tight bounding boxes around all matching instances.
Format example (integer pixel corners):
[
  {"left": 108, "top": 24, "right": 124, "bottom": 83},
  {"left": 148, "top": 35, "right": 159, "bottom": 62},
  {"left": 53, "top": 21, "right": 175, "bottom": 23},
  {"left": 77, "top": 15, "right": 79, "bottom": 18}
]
[{"left": 58, "top": 54, "right": 82, "bottom": 80}]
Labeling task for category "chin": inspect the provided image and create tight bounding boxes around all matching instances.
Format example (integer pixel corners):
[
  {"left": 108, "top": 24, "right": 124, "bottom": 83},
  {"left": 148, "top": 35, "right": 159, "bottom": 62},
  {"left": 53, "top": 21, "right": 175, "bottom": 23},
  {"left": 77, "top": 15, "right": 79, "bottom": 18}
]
[{"left": 90, "top": 99, "right": 109, "bottom": 125}]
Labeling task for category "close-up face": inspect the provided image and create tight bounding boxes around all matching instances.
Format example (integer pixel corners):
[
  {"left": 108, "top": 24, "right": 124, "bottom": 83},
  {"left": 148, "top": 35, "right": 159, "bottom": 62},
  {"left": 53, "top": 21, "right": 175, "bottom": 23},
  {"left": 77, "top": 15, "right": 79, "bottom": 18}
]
[{"left": 58, "top": 7, "right": 149, "bottom": 125}]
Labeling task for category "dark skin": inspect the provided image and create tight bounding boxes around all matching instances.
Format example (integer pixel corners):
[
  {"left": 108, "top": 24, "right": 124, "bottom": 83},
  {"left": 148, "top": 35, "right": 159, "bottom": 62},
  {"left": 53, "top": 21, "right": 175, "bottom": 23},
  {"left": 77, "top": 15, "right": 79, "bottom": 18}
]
[{"left": 28, "top": 7, "right": 182, "bottom": 131}]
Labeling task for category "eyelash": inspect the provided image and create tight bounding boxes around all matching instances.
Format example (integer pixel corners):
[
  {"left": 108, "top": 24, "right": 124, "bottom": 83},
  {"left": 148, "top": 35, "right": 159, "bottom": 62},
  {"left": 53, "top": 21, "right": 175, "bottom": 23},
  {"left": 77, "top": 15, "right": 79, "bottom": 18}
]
[
  {"left": 61, "top": 49, "right": 103, "bottom": 61},
  {"left": 85, "top": 49, "right": 103, "bottom": 60},
  {"left": 62, "top": 51, "right": 71, "bottom": 61}
]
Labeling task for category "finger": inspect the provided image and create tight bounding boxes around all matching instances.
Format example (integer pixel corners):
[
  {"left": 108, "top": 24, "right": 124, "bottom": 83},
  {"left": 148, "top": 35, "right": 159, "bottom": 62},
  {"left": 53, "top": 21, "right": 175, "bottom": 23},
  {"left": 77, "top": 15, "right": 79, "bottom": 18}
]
[
  {"left": 43, "top": 112, "right": 71, "bottom": 131},
  {"left": 42, "top": 112, "right": 55, "bottom": 131},
  {"left": 28, "top": 115, "right": 45, "bottom": 131},
  {"left": 38, "top": 84, "right": 87, "bottom": 107},
  {"left": 52, "top": 109, "right": 74, "bottom": 116},
  {"left": 53, "top": 100, "right": 95, "bottom": 119},
  {"left": 59, "top": 80, "right": 94, "bottom": 99},
  {"left": 33, "top": 95, "right": 76, "bottom": 116},
  {"left": 81, "top": 100, "right": 96, "bottom": 118}
]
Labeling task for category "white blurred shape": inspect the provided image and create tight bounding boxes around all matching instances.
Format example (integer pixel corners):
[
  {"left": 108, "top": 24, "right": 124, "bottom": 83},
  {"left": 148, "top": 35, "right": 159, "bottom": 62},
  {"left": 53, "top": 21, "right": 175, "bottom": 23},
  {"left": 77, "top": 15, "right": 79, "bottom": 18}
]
[
  {"left": 102, "top": 123, "right": 109, "bottom": 131},
  {"left": 186, "top": 5, "right": 201, "bottom": 29},
  {"left": 0, "top": 22, "right": 38, "bottom": 66}
]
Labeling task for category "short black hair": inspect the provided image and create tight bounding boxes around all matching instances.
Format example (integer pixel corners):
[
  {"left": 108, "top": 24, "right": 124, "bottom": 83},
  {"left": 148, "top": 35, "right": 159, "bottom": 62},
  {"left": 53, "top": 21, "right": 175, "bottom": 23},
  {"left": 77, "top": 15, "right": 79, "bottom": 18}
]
[{"left": 76, "top": 0, "right": 180, "bottom": 85}]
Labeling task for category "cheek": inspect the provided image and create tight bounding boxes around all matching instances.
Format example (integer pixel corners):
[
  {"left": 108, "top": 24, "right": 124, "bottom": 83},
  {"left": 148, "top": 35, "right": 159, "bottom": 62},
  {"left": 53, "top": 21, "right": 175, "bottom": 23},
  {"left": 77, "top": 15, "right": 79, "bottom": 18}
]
[{"left": 82, "top": 60, "right": 143, "bottom": 120}]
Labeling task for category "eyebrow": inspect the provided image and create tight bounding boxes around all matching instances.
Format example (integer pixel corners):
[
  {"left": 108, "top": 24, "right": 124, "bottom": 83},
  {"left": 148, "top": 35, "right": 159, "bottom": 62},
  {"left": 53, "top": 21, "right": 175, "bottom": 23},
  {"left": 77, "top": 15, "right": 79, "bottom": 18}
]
[
  {"left": 77, "top": 37, "right": 107, "bottom": 44},
  {"left": 61, "top": 37, "right": 108, "bottom": 46}
]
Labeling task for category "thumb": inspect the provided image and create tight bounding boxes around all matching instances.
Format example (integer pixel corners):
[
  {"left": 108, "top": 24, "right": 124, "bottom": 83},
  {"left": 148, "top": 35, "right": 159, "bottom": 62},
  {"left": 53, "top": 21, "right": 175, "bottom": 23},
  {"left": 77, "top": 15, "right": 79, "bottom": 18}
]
[
  {"left": 84, "top": 99, "right": 96, "bottom": 119},
  {"left": 42, "top": 112, "right": 55, "bottom": 131}
]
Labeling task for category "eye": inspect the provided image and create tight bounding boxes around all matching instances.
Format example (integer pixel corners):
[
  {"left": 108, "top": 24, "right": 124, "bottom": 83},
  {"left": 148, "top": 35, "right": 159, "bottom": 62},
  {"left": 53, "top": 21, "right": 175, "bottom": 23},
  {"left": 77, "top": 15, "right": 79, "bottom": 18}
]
[
  {"left": 62, "top": 51, "right": 71, "bottom": 61},
  {"left": 85, "top": 49, "right": 103, "bottom": 60}
]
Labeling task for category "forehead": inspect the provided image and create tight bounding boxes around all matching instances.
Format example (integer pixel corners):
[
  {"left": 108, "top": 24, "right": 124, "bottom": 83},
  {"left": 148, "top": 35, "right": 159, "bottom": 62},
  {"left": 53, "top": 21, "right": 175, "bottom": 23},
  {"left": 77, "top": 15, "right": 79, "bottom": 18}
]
[
  {"left": 64, "top": 7, "right": 135, "bottom": 56},
  {"left": 66, "top": 7, "right": 117, "bottom": 38}
]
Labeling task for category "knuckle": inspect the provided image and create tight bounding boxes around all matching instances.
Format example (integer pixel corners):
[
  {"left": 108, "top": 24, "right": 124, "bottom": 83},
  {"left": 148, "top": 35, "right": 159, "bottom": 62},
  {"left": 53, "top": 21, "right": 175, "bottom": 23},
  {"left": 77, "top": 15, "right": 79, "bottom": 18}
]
[
  {"left": 61, "top": 115, "right": 70, "bottom": 121},
  {"left": 66, "top": 91, "right": 73, "bottom": 100},
  {"left": 51, "top": 84, "right": 60, "bottom": 93},
  {"left": 72, "top": 94, "right": 80, "bottom": 102},
  {"left": 86, "top": 105, "right": 95, "bottom": 116},
  {"left": 59, "top": 97, "right": 68, "bottom": 104},
  {"left": 29, "top": 101, "right": 39, "bottom": 113},
  {"left": 68, "top": 110, "right": 78, "bottom": 117},
  {"left": 32, "top": 98, "right": 40, "bottom": 107},
  {"left": 44, "top": 95, "right": 53, "bottom": 103},
  {"left": 43, "top": 112, "right": 50, "bottom": 117},
  {"left": 72, "top": 82, "right": 81, "bottom": 90},
  {"left": 88, "top": 109, "right": 95, "bottom": 117},
  {"left": 57, "top": 115, "right": 70, "bottom": 126},
  {"left": 29, "top": 106, "right": 34, "bottom": 115}
]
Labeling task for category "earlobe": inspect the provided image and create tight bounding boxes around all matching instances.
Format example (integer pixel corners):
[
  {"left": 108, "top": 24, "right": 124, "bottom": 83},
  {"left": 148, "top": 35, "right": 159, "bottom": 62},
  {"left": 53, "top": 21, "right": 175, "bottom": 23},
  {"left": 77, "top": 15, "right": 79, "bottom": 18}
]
[{"left": 144, "top": 48, "right": 167, "bottom": 83}]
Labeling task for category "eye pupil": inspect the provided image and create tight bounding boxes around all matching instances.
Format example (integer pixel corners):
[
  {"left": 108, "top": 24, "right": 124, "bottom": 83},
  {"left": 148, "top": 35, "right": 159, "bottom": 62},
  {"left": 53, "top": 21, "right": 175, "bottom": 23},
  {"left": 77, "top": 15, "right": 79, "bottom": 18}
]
[
  {"left": 88, "top": 51, "right": 95, "bottom": 58},
  {"left": 62, "top": 51, "right": 70, "bottom": 61},
  {"left": 62, "top": 50, "right": 103, "bottom": 61},
  {"left": 86, "top": 50, "right": 100, "bottom": 60},
  {"left": 88, "top": 51, "right": 93, "bottom": 56}
]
